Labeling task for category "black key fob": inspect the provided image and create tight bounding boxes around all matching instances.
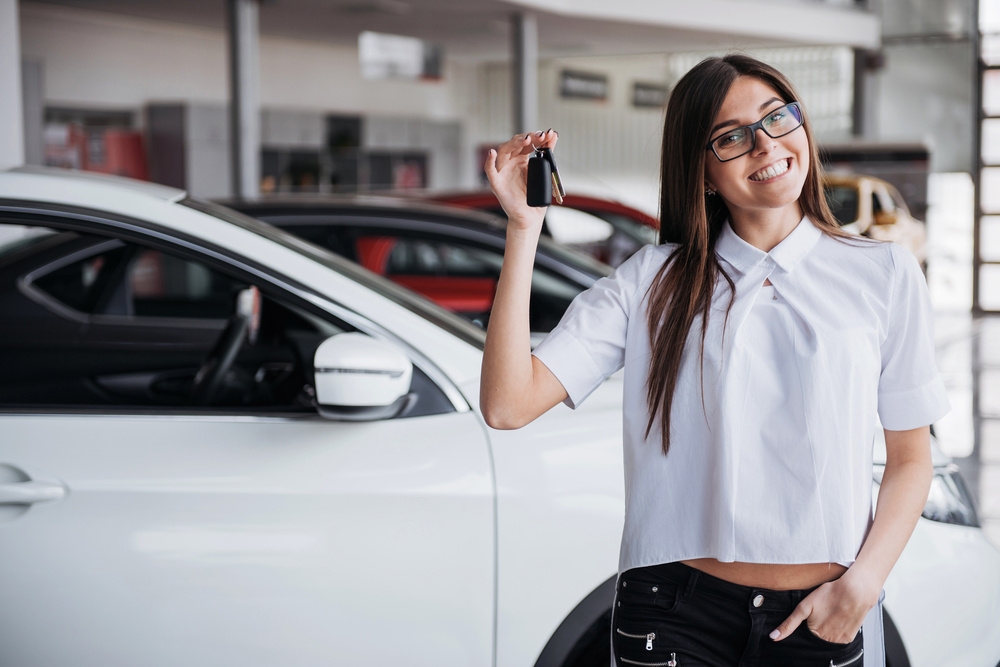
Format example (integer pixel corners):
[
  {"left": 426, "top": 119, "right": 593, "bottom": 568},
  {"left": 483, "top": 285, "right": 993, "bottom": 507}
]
[{"left": 526, "top": 149, "right": 552, "bottom": 207}]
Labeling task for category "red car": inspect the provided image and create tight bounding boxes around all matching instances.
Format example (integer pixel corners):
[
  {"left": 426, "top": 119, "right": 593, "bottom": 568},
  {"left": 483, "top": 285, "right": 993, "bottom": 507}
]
[{"left": 430, "top": 191, "right": 659, "bottom": 267}]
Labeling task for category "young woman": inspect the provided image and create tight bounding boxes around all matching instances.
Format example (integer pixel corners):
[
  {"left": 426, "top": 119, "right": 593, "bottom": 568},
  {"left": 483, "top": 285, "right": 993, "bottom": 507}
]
[{"left": 481, "top": 55, "right": 949, "bottom": 667}]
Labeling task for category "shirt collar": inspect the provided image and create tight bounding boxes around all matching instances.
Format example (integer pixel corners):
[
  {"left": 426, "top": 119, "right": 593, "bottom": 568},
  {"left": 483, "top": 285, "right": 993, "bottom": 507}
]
[{"left": 715, "top": 215, "right": 822, "bottom": 274}]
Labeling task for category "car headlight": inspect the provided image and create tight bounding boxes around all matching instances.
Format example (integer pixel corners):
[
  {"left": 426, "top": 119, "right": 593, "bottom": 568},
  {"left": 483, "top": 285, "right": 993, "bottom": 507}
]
[{"left": 875, "top": 463, "right": 981, "bottom": 527}]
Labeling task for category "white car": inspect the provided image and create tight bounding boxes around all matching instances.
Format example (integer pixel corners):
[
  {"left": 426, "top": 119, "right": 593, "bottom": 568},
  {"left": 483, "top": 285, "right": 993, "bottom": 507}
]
[{"left": 0, "top": 167, "right": 997, "bottom": 667}]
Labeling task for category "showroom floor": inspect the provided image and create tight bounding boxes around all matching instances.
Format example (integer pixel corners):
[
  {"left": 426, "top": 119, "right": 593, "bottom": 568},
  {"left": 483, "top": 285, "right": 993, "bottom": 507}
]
[{"left": 937, "top": 314, "right": 1000, "bottom": 547}]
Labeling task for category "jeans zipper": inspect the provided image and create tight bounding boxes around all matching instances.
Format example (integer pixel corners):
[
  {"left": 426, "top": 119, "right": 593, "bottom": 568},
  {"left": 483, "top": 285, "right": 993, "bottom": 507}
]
[
  {"left": 616, "top": 628, "right": 656, "bottom": 650},
  {"left": 619, "top": 653, "right": 678, "bottom": 667},
  {"left": 830, "top": 647, "right": 864, "bottom": 667}
]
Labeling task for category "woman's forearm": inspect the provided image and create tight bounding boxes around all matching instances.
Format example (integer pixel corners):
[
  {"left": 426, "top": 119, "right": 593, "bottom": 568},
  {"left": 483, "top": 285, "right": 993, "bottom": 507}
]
[
  {"left": 844, "top": 426, "right": 933, "bottom": 601},
  {"left": 480, "top": 224, "right": 544, "bottom": 427},
  {"left": 479, "top": 133, "right": 568, "bottom": 429}
]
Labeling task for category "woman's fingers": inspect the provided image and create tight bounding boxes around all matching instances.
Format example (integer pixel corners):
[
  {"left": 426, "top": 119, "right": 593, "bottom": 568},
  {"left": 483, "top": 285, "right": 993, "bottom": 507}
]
[
  {"left": 770, "top": 599, "right": 811, "bottom": 641},
  {"left": 495, "top": 133, "right": 533, "bottom": 172},
  {"left": 494, "top": 130, "right": 558, "bottom": 171},
  {"left": 484, "top": 148, "right": 498, "bottom": 181},
  {"left": 770, "top": 582, "right": 868, "bottom": 644}
]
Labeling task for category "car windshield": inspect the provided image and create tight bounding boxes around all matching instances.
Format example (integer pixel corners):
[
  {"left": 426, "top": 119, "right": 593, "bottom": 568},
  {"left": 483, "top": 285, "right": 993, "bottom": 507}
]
[
  {"left": 181, "top": 198, "right": 487, "bottom": 350},
  {"left": 825, "top": 184, "right": 859, "bottom": 226}
]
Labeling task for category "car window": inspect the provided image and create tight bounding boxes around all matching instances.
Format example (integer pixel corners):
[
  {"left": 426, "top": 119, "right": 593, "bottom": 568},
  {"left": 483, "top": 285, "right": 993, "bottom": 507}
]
[
  {"left": 0, "top": 224, "right": 56, "bottom": 260},
  {"left": 30, "top": 241, "right": 247, "bottom": 319},
  {"left": 825, "top": 184, "right": 859, "bottom": 226},
  {"left": 872, "top": 187, "right": 895, "bottom": 216},
  {"left": 0, "top": 219, "right": 453, "bottom": 417},
  {"left": 128, "top": 249, "right": 248, "bottom": 319},
  {"left": 350, "top": 232, "right": 583, "bottom": 332},
  {"left": 32, "top": 241, "right": 132, "bottom": 314},
  {"left": 183, "top": 198, "right": 487, "bottom": 351}
]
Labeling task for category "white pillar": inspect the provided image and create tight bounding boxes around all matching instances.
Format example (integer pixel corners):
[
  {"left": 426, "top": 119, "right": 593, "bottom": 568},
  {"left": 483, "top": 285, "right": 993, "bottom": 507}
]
[
  {"left": 0, "top": 0, "right": 25, "bottom": 170},
  {"left": 511, "top": 13, "right": 538, "bottom": 135},
  {"left": 228, "top": 0, "right": 260, "bottom": 198}
]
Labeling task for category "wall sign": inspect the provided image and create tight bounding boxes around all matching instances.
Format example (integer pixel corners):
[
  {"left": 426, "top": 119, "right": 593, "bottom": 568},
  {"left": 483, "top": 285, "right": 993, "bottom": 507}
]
[
  {"left": 560, "top": 70, "right": 608, "bottom": 101},
  {"left": 632, "top": 82, "right": 668, "bottom": 108}
]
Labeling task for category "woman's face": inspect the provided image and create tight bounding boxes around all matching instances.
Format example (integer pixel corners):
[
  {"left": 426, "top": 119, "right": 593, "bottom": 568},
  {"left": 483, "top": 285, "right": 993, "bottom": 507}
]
[{"left": 703, "top": 77, "right": 809, "bottom": 221}]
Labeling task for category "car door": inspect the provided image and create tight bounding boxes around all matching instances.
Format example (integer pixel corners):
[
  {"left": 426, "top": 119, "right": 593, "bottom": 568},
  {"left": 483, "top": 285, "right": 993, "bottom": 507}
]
[{"left": 0, "top": 213, "right": 495, "bottom": 667}]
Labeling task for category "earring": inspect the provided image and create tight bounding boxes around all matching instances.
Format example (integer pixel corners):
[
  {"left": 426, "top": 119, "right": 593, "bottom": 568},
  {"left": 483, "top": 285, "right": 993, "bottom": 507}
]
[{"left": 704, "top": 185, "right": 716, "bottom": 196}]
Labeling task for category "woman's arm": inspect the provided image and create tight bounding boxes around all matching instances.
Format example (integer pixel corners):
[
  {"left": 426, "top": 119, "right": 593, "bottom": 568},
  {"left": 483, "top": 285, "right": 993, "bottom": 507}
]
[
  {"left": 771, "top": 425, "right": 933, "bottom": 643},
  {"left": 480, "top": 131, "right": 568, "bottom": 429}
]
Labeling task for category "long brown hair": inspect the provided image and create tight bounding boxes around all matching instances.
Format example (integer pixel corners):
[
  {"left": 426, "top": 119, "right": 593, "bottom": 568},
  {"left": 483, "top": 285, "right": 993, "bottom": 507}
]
[{"left": 646, "top": 54, "right": 848, "bottom": 455}]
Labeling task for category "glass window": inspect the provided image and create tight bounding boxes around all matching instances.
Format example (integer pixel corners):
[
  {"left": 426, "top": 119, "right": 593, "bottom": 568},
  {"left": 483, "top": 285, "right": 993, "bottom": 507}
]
[
  {"left": 980, "top": 264, "right": 1000, "bottom": 311},
  {"left": 32, "top": 242, "right": 131, "bottom": 314},
  {"left": 981, "top": 216, "right": 1000, "bottom": 263},
  {"left": 982, "top": 168, "right": 1000, "bottom": 214},
  {"left": 128, "top": 249, "right": 247, "bottom": 319},
  {"left": 0, "top": 225, "right": 56, "bottom": 260},
  {"left": 0, "top": 219, "right": 451, "bottom": 416},
  {"left": 184, "top": 198, "right": 488, "bottom": 351},
  {"left": 358, "top": 233, "right": 584, "bottom": 333},
  {"left": 824, "top": 184, "right": 859, "bottom": 226},
  {"left": 984, "top": 119, "right": 1000, "bottom": 165},
  {"left": 984, "top": 70, "right": 1000, "bottom": 116}
]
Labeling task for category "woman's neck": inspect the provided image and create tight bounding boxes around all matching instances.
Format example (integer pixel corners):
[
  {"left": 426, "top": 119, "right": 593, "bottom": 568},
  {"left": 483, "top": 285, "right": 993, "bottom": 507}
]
[{"left": 728, "top": 202, "right": 803, "bottom": 253}]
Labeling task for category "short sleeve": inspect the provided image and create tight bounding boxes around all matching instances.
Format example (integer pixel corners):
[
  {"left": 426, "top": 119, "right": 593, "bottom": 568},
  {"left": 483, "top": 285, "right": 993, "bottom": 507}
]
[
  {"left": 877, "top": 244, "right": 950, "bottom": 430},
  {"left": 532, "top": 244, "right": 658, "bottom": 409}
]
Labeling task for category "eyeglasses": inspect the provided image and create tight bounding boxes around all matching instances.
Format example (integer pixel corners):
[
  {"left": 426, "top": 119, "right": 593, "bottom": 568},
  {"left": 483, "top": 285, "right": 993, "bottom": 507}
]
[{"left": 706, "top": 102, "right": 804, "bottom": 162}]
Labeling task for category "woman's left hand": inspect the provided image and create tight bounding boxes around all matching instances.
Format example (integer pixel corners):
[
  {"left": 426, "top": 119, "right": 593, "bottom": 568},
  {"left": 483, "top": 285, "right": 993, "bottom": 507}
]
[{"left": 770, "top": 571, "right": 880, "bottom": 644}]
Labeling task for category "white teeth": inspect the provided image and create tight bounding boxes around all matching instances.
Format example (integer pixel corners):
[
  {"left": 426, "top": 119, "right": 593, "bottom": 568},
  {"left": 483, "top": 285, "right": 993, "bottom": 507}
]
[{"left": 750, "top": 159, "right": 789, "bottom": 181}]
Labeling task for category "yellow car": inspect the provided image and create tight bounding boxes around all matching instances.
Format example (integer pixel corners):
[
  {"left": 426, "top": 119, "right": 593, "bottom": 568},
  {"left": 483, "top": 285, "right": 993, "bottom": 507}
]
[{"left": 824, "top": 174, "right": 927, "bottom": 267}]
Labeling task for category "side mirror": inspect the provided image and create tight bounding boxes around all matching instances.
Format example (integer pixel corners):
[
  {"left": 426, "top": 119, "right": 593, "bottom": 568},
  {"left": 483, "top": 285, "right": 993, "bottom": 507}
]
[
  {"left": 873, "top": 210, "right": 898, "bottom": 226},
  {"left": 313, "top": 333, "right": 414, "bottom": 421}
]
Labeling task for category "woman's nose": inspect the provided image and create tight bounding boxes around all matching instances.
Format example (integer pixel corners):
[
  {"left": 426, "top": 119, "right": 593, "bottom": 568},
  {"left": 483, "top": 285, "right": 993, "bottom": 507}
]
[{"left": 751, "top": 127, "right": 778, "bottom": 155}]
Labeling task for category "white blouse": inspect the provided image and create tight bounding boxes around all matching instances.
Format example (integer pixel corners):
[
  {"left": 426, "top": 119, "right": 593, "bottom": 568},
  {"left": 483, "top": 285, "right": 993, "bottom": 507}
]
[{"left": 532, "top": 216, "right": 950, "bottom": 571}]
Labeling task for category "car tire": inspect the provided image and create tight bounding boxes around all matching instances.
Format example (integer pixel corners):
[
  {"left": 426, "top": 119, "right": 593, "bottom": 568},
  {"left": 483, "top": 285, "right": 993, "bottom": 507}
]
[{"left": 883, "top": 611, "right": 910, "bottom": 667}]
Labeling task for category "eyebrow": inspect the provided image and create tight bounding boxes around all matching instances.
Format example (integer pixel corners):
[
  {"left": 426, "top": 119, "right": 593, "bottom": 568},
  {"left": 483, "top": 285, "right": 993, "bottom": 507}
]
[{"left": 710, "top": 97, "right": 785, "bottom": 136}]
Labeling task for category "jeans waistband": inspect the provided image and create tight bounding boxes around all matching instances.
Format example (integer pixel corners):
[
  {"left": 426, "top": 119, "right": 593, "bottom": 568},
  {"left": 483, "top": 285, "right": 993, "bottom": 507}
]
[{"left": 620, "top": 561, "right": 826, "bottom": 611}]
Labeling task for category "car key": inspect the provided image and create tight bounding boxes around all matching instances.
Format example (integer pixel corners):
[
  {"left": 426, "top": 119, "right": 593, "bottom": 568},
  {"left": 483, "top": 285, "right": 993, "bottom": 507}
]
[{"left": 526, "top": 146, "right": 565, "bottom": 207}]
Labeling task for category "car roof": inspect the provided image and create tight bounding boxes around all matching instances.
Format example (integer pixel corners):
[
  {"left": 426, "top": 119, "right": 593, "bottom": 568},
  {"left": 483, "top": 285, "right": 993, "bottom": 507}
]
[
  {"left": 428, "top": 189, "right": 660, "bottom": 228},
  {"left": 8, "top": 165, "right": 187, "bottom": 203},
  {"left": 219, "top": 194, "right": 509, "bottom": 232},
  {"left": 222, "top": 194, "right": 614, "bottom": 279}
]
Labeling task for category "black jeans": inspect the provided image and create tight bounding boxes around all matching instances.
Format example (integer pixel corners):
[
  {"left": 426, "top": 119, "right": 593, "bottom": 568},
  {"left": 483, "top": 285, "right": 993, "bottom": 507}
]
[{"left": 612, "top": 562, "right": 865, "bottom": 667}]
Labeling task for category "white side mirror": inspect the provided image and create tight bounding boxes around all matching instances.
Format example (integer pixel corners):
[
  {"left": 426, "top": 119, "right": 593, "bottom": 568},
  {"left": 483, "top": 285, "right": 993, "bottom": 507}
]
[{"left": 313, "top": 333, "right": 414, "bottom": 421}]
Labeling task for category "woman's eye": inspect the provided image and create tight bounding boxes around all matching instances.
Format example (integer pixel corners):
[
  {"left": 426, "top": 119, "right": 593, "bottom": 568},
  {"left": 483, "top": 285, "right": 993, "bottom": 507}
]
[
  {"left": 767, "top": 110, "right": 787, "bottom": 123},
  {"left": 719, "top": 133, "right": 740, "bottom": 147}
]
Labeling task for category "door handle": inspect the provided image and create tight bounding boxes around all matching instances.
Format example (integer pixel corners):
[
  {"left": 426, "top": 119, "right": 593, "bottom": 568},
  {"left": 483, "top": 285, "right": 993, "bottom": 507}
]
[{"left": 0, "top": 480, "right": 65, "bottom": 505}]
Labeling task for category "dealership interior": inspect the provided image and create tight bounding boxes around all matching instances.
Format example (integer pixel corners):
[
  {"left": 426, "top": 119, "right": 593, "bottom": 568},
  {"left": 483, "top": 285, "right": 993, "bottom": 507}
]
[{"left": 1, "top": 0, "right": 1000, "bottom": 665}]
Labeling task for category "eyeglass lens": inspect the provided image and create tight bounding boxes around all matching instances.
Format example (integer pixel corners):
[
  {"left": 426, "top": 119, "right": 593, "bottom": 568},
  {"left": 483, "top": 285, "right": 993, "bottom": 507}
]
[{"left": 711, "top": 104, "right": 803, "bottom": 161}]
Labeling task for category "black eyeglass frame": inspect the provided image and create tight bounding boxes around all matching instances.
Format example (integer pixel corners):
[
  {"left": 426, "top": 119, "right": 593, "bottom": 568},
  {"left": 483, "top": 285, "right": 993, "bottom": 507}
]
[{"left": 706, "top": 101, "right": 804, "bottom": 163}]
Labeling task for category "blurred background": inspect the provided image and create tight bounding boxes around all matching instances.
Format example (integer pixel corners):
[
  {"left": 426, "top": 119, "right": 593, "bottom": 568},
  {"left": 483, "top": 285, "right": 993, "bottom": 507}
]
[{"left": 0, "top": 0, "right": 998, "bottom": 545}]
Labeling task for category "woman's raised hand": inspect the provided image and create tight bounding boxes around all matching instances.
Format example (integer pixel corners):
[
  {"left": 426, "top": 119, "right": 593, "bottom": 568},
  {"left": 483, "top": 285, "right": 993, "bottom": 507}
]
[{"left": 484, "top": 130, "right": 558, "bottom": 234}]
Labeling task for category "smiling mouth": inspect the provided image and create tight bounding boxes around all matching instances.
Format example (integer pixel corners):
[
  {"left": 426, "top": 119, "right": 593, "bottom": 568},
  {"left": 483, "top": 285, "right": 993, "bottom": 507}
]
[{"left": 749, "top": 158, "right": 791, "bottom": 182}]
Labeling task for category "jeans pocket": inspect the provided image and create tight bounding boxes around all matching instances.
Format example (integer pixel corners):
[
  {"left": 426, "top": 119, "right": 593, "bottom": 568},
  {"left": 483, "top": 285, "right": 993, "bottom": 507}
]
[
  {"left": 803, "top": 624, "right": 862, "bottom": 649},
  {"left": 616, "top": 574, "right": 682, "bottom": 616},
  {"left": 797, "top": 625, "right": 864, "bottom": 667},
  {"left": 612, "top": 581, "right": 685, "bottom": 666}
]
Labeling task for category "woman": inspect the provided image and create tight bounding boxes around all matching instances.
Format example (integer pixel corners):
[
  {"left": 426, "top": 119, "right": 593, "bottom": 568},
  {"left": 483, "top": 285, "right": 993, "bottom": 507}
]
[{"left": 481, "top": 55, "right": 949, "bottom": 667}]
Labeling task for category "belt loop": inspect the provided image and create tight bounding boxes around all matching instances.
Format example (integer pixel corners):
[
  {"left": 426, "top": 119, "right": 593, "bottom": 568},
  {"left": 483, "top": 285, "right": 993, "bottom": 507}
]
[{"left": 681, "top": 564, "right": 699, "bottom": 602}]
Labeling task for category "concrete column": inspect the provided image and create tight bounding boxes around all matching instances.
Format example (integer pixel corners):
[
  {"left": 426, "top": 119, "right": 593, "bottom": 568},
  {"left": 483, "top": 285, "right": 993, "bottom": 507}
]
[
  {"left": 511, "top": 12, "right": 538, "bottom": 135},
  {"left": 0, "top": 0, "right": 25, "bottom": 170},
  {"left": 228, "top": 0, "right": 260, "bottom": 198},
  {"left": 852, "top": 48, "right": 882, "bottom": 141},
  {"left": 22, "top": 60, "right": 44, "bottom": 166}
]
